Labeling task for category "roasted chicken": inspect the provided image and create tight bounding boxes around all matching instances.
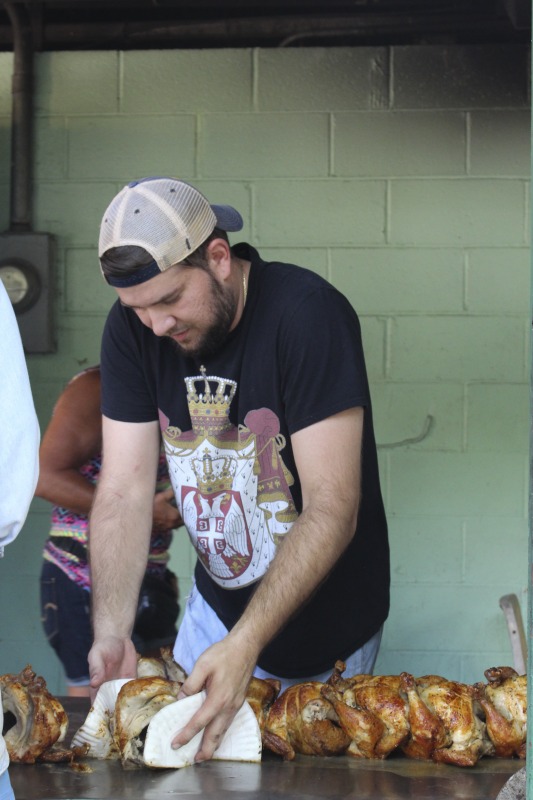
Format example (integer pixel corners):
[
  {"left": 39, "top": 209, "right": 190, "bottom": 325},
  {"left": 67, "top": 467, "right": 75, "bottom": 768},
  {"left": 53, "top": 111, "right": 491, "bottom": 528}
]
[
  {"left": 323, "top": 661, "right": 410, "bottom": 759},
  {"left": 6, "top": 655, "right": 525, "bottom": 770},
  {"left": 0, "top": 665, "right": 86, "bottom": 763},
  {"left": 263, "top": 681, "right": 351, "bottom": 760},
  {"left": 136, "top": 646, "right": 187, "bottom": 683},
  {"left": 113, "top": 677, "right": 183, "bottom": 764},
  {"left": 399, "top": 672, "right": 449, "bottom": 760},
  {"left": 404, "top": 674, "right": 493, "bottom": 766},
  {"left": 474, "top": 667, "right": 527, "bottom": 758}
]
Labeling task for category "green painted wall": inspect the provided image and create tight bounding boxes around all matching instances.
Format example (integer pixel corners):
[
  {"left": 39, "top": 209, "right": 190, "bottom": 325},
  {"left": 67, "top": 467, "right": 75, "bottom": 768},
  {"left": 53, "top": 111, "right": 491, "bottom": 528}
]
[{"left": 0, "top": 43, "right": 529, "bottom": 696}]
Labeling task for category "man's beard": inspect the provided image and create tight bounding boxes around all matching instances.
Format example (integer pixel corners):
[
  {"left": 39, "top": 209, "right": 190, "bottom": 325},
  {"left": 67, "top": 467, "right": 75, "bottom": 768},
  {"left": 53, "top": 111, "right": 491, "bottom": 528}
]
[{"left": 168, "top": 271, "right": 238, "bottom": 361}]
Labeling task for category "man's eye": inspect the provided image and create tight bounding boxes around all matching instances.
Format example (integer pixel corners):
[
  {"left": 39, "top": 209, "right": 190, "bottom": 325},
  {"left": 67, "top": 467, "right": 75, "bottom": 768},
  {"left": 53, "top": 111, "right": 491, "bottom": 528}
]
[{"left": 163, "top": 295, "right": 180, "bottom": 305}]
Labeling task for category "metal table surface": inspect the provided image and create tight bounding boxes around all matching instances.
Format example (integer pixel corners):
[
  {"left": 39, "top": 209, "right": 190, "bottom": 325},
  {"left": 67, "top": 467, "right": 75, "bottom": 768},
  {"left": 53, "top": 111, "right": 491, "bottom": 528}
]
[{"left": 9, "top": 698, "right": 524, "bottom": 800}]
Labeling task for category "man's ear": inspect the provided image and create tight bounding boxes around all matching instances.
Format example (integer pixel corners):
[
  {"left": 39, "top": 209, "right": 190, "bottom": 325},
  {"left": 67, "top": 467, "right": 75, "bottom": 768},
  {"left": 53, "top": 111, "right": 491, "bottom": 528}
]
[{"left": 206, "top": 238, "right": 232, "bottom": 280}]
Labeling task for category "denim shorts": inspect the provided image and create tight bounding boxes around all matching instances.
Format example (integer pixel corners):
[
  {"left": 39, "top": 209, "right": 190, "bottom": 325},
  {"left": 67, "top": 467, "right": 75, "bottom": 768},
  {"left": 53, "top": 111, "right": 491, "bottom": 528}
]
[
  {"left": 40, "top": 561, "right": 92, "bottom": 685},
  {"left": 40, "top": 561, "right": 178, "bottom": 684}
]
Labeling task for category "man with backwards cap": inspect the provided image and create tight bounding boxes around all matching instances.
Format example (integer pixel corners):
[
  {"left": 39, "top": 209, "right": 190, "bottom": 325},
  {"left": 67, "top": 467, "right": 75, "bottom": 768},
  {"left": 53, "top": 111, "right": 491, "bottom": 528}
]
[{"left": 89, "top": 177, "right": 390, "bottom": 762}]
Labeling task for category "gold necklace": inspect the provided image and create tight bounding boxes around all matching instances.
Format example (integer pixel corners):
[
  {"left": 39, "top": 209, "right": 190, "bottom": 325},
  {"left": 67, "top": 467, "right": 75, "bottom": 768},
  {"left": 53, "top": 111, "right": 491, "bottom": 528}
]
[{"left": 242, "top": 266, "right": 248, "bottom": 306}]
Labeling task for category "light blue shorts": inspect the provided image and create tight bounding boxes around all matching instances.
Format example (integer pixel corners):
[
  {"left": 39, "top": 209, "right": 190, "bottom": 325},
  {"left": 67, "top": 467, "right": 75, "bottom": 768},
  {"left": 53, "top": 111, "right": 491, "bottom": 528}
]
[
  {"left": 0, "top": 770, "right": 15, "bottom": 800},
  {"left": 174, "top": 582, "right": 383, "bottom": 691}
]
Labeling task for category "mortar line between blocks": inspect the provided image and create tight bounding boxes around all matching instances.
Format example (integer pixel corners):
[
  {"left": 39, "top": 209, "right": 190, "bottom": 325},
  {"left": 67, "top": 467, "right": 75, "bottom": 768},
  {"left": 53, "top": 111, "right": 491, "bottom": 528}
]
[{"left": 252, "top": 49, "right": 259, "bottom": 111}]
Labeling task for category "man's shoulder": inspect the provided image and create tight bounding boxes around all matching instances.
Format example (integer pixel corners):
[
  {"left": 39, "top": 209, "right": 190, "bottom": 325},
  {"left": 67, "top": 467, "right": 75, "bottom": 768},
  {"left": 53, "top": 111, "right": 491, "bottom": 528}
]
[
  {"left": 257, "top": 260, "right": 353, "bottom": 323},
  {"left": 236, "top": 242, "right": 332, "bottom": 291}
]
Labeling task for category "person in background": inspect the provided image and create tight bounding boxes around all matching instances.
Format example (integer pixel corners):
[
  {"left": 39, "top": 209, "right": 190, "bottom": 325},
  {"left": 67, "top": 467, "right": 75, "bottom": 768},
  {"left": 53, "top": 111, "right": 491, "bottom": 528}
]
[
  {"left": 88, "top": 177, "right": 390, "bottom": 762},
  {"left": 36, "top": 365, "right": 182, "bottom": 697},
  {"left": 0, "top": 282, "right": 40, "bottom": 800}
]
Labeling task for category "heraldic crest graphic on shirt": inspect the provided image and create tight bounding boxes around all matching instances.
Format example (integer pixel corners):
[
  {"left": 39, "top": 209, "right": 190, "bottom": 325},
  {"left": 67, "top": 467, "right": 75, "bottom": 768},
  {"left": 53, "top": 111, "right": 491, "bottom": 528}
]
[{"left": 160, "top": 367, "right": 298, "bottom": 589}]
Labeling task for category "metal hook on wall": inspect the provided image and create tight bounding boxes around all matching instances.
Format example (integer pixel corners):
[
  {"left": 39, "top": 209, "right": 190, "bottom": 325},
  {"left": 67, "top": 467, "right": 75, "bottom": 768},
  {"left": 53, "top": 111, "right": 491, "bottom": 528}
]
[{"left": 377, "top": 414, "right": 435, "bottom": 450}]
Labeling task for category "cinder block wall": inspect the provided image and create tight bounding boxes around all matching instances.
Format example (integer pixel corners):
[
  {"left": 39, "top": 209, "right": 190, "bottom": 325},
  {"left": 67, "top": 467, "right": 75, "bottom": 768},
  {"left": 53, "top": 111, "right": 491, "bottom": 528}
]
[{"left": 0, "top": 44, "right": 529, "bottom": 695}]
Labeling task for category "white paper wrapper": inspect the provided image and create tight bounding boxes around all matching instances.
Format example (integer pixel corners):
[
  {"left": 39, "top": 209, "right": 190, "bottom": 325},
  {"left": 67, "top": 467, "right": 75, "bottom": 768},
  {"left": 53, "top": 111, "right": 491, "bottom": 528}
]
[{"left": 143, "top": 691, "right": 262, "bottom": 768}]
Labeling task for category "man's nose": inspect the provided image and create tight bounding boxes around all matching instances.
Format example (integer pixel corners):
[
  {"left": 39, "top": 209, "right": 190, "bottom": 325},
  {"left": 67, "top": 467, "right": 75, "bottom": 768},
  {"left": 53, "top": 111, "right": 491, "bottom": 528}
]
[{"left": 150, "top": 309, "right": 176, "bottom": 337}]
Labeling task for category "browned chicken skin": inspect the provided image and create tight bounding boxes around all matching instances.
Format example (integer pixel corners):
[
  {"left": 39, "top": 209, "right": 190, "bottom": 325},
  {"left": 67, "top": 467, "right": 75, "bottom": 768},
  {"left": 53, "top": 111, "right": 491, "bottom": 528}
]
[
  {"left": 3, "top": 658, "right": 527, "bottom": 768},
  {"left": 246, "top": 676, "right": 281, "bottom": 733},
  {"left": 263, "top": 681, "right": 351, "bottom": 760},
  {"left": 474, "top": 667, "right": 527, "bottom": 759},
  {"left": 323, "top": 662, "right": 499, "bottom": 766},
  {"left": 136, "top": 646, "right": 187, "bottom": 683},
  {"left": 409, "top": 675, "right": 493, "bottom": 766},
  {"left": 321, "top": 682, "right": 386, "bottom": 759},
  {"left": 0, "top": 665, "right": 86, "bottom": 763},
  {"left": 323, "top": 662, "right": 409, "bottom": 759},
  {"left": 400, "top": 672, "right": 449, "bottom": 760}
]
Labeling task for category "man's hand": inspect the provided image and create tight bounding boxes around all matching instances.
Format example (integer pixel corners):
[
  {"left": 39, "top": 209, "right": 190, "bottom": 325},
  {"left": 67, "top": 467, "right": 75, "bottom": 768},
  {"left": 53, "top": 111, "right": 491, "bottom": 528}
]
[
  {"left": 88, "top": 635, "right": 138, "bottom": 700},
  {"left": 170, "top": 633, "right": 257, "bottom": 762},
  {"left": 152, "top": 487, "right": 182, "bottom": 530}
]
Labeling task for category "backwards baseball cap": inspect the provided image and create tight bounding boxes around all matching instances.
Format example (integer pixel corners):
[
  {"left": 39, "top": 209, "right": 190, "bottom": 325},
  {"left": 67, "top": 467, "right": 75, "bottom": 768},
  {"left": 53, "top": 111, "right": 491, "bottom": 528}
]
[{"left": 99, "top": 176, "right": 243, "bottom": 287}]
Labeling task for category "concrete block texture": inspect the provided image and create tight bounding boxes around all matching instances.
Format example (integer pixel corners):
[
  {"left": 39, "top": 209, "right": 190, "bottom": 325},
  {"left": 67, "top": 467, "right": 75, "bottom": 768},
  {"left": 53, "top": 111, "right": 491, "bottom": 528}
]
[
  {"left": 67, "top": 115, "right": 197, "bottom": 180},
  {"left": 200, "top": 113, "right": 330, "bottom": 177},
  {"left": 466, "top": 384, "right": 530, "bottom": 453},
  {"left": 390, "top": 316, "right": 526, "bottom": 382},
  {"left": 389, "top": 451, "right": 526, "bottom": 516},
  {"left": 65, "top": 247, "right": 116, "bottom": 314},
  {"left": 0, "top": 42, "right": 529, "bottom": 693},
  {"left": 121, "top": 50, "right": 254, "bottom": 113},
  {"left": 35, "top": 117, "right": 68, "bottom": 181},
  {"left": 334, "top": 111, "right": 467, "bottom": 176},
  {"left": 392, "top": 45, "right": 529, "bottom": 109},
  {"left": 464, "top": 517, "right": 528, "bottom": 586},
  {"left": 377, "top": 649, "right": 513, "bottom": 685},
  {"left": 255, "top": 180, "right": 386, "bottom": 246},
  {"left": 258, "top": 247, "right": 329, "bottom": 279},
  {"left": 35, "top": 52, "right": 120, "bottom": 115},
  {"left": 372, "top": 382, "right": 464, "bottom": 452},
  {"left": 34, "top": 181, "right": 122, "bottom": 248},
  {"left": 469, "top": 111, "right": 531, "bottom": 176},
  {"left": 385, "top": 584, "right": 511, "bottom": 654},
  {"left": 389, "top": 179, "right": 527, "bottom": 246},
  {"left": 331, "top": 247, "right": 465, "bottom": 314},
  {"left": 257, "top": 48, "right": 389, "bottom": 111},
  {"left": 466, "top": 248, "right": 530, "bottom": 313},
  {"left": 388, "top": 516, "right": 464, "bottom": 582}
]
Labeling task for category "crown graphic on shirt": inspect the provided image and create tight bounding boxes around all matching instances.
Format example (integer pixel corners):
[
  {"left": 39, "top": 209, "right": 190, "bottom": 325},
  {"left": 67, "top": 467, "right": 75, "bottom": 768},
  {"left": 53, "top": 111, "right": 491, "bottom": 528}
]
[
  {"left": 185, "top": 365, "right": 237, "bottom": 434},
  {"left": 192, "top": 450, "right": 237, "bottom": 494}
]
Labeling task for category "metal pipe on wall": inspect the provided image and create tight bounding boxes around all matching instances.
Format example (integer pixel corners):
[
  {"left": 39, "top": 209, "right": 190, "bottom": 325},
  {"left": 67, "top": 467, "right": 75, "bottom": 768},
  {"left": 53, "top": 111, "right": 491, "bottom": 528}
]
[{"left": 3, "top": 1, "right": 33, "bottom": 232}]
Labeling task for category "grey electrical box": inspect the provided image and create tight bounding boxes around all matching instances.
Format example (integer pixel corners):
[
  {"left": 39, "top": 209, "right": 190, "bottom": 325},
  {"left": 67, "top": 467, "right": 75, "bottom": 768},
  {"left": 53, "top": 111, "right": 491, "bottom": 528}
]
[{"left": 0, "top": 232, "right": 55, "bottom": 353}]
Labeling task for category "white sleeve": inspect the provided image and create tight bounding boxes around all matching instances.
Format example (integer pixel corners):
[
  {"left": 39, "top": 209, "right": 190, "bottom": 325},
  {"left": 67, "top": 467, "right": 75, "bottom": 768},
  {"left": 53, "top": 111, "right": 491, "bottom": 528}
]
[{"left": 0, "top": 283, "right": 40, "bottom": 550}]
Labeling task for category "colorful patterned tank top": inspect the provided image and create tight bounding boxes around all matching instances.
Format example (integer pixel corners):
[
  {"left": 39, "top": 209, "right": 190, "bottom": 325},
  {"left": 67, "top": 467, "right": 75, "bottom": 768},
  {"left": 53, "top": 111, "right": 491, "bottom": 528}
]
[{"left": 42, "top": 452, "right": 173, "bottom": 590}]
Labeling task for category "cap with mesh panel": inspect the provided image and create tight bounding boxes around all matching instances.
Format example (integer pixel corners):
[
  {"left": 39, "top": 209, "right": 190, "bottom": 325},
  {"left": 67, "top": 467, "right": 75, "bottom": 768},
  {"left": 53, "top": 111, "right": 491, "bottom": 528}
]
[{"left": 99, "top": 177, "right": 243, "bottom": 286}]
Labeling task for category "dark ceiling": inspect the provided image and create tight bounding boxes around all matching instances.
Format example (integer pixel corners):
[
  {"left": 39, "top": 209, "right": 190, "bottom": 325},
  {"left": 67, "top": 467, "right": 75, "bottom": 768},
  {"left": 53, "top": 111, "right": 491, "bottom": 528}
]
[{"left": 0, "top": 0, "right": 531, "bottom": 51}]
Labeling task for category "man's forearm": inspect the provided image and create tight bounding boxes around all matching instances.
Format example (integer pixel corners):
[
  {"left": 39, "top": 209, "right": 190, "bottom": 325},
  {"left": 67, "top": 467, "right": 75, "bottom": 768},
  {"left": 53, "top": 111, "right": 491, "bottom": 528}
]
[
  {"left": 229, "top": 495, "right": 357, "bottom": 659},
  {"left": 89, "top": 484, "right": 153, "bottom": 640}
]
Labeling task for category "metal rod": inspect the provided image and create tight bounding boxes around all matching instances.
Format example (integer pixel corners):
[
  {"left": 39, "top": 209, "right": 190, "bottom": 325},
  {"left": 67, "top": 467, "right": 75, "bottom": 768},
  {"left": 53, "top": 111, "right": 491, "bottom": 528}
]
[
  {"left": 4, "top": 1, "right": 33, "bottom": 232},
  {"left": 0, "top": 12, "right": 524, "bottom": 50}
]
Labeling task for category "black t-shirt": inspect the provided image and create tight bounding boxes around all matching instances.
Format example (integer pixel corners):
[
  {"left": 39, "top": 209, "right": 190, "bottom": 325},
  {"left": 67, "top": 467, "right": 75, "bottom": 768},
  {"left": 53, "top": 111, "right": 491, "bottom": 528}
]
[{"left": 101, "top": 243, "right": 390, "bottom": 677}]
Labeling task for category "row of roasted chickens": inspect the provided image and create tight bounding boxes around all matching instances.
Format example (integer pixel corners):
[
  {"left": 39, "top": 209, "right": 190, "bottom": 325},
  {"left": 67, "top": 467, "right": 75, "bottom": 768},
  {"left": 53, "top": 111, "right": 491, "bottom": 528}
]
[{"left": 0, "top": 651, "right": 526, "bottom": 768}]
